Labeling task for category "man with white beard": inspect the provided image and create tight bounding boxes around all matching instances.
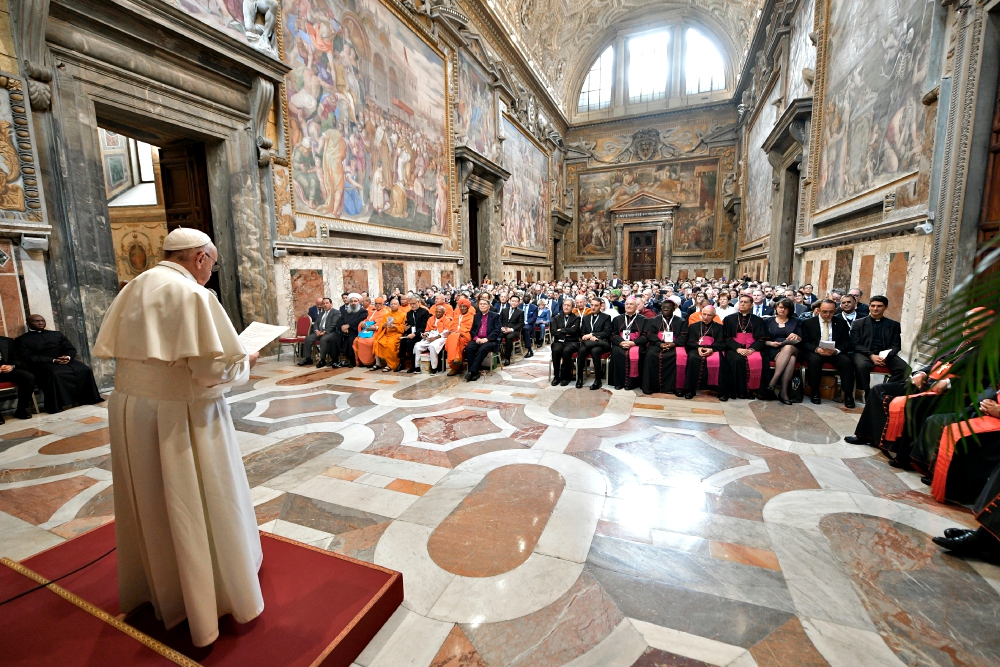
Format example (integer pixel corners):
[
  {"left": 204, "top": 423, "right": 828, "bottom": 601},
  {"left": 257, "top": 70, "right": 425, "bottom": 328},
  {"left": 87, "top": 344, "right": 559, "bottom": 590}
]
[
  {"left": 340, "top": 293, "right": 367, "bottom": 367},
  {"left": 94, "top": 228, "right": 263, "bottom": 647}
]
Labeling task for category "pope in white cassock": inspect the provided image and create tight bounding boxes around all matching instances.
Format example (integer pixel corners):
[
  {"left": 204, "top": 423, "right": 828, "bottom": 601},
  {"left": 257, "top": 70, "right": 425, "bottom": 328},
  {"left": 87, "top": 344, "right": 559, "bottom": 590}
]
[{"left": 94, "top": 228, "right": 264, "bottom": 647}]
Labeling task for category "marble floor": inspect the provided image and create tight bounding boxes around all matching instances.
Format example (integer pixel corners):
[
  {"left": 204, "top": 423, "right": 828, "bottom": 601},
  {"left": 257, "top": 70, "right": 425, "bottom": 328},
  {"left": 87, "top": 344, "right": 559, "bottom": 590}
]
[{"left": 2, "top": 347, "right": 999, "bottom": 667}]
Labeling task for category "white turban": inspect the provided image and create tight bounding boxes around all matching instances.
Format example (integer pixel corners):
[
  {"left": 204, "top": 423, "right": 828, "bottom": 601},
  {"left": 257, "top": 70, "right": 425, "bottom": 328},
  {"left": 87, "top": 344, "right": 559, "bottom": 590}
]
[
  {"left": 348, "top": 292, "right": 362, "bottom": 301},
  {"left": 162, "top": 227, "right": 212, "bottom": 251}
]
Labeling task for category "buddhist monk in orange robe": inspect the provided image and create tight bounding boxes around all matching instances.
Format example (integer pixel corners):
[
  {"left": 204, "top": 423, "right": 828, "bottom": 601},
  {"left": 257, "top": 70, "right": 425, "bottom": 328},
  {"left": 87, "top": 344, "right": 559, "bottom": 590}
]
[
  {"left": 373, "top": 297, "right": 406, "bottom": 371},
  {"left": 354, "top": 297, "right": 387, "bottom": 367},
  {"left": 444, "top": 298, "right": 474, "bottom": 376}
]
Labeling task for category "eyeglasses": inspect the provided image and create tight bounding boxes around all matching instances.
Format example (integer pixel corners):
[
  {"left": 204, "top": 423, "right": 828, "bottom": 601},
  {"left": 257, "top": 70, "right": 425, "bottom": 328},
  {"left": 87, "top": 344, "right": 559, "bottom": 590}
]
[{"left": 201, "top": 252, "right": 222, "bottom": 273}]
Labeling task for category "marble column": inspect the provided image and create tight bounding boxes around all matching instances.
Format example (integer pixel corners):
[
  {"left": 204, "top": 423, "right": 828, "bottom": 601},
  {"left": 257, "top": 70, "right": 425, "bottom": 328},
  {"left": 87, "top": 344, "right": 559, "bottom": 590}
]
[
  {"left": 661, "top": 218, "right": 673, "bottom": 279},
  {"left": 613, "top": 222, "right": 624, "bottom": 276}
]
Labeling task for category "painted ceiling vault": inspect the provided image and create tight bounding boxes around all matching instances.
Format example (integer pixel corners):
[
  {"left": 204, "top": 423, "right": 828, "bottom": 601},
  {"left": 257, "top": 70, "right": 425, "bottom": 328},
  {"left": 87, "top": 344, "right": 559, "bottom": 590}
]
[{"left": 481, "top": 0, "right": 766, "bottom": 114}]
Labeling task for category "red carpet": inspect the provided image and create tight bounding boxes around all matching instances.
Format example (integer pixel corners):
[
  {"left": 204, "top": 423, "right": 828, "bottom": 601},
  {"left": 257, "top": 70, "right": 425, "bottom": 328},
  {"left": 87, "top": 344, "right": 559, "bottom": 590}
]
[{"left": 4, "top": 522, "right": 403, "bottom": 667}]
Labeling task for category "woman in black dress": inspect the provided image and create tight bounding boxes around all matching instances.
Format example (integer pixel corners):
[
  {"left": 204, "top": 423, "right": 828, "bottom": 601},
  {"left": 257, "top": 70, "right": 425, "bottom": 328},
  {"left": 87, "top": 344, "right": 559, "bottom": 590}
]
[{"left": 763, "top": 298, "right": 802, "bottom": 404}]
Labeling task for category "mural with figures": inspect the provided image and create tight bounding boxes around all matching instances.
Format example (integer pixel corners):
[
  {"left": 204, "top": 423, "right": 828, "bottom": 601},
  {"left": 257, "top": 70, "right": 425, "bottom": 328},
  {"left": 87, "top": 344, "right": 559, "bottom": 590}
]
[
  {"left": 815, "top": 0, "right": 933, "bottom": 211},
  {"left": 502, "top": 117, "right": 548, "bottom": 252},
  {"left": 456, "top": 53, "right": 497, "bottom": 161},
  {"left": 281, "top": 0, "right": 450, "bottom": 235},
  {"left": 162, "top": 0, "right": 276, "bottom": 53},
  {"left": 576, "top": 158, "right": 720, "bottom": 256},
  {"left": 744, "top": 81, "right": 780, "bottom": 244},
  {"left": 785, "top": 0, "right": 816, "bottom": 104}
]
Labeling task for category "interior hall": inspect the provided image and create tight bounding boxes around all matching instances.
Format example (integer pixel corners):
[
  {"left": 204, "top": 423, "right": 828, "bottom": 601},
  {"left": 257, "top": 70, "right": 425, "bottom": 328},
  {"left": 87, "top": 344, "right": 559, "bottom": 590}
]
[{"left": 2, "top": 0, "right": 1000, "bottom": 666}]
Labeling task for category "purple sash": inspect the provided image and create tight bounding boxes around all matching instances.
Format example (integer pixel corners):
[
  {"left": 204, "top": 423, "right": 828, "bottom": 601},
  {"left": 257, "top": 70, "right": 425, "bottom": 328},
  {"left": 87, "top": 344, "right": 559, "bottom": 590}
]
[
  {"left": 659, "top": 329, "right": 687, "bottom": 389},
  {"left": 699, "top": 335, "right": 721, "bottom": 386},
  {"left": 734, "top": 332, "right": 763, "bottom": 390},
  {"left": 628, "top": 331, "right": 641, "bottom": 378}
]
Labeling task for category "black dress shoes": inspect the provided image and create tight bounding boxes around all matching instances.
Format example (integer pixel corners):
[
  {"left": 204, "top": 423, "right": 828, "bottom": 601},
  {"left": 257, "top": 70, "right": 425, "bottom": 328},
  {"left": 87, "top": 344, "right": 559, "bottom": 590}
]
[
  {"left": 560, "top": 380, "right": 570, "bottom": 386},
  {"left": 13, "top": 409, "right": 30, "bottom": 420},
  {"left": 466, "top": 372, "right": 481, "bottom": 382},
  {"left": 944, "top": 527, "right": 974, "bottom": 538},
  {"left": 810, "top": 395, "right": 821, "bottom": 405},
  {"left": 614, "top": 385, "right": 624, "bottom": 391},
  {"left": 297, "top": 358, "right": 314, "bottom": 366},
  {"left": 843, "top": 435, "right": 869, "bottom": 445},
  {"left": 524, "top": 351, "right": 534, "bottom": 358},
  {"left": 551, "top": 378, "right": 561, "bottom": 386},
  {"left": 502, "top": 358, "right": 510, "bottom": 366},
  {"left": 575, "top": 381, "right": 584, "bottom": 389},
  {"left": 684, "top": 392, "right": 694, "bottom": 399},
  {"left": 407, "top": 366, "right": 418, "bottom": 374},
  {"left": 779, "top": 397, "right": 793, "bottom": 406},
  {"left": 719, "top": 395, "right": 729, "bottom": 402},
  {"left": 591, "top": 381, "right": 602, "bottom": 391},
  {"left": 316, "top": 361, "right": 327, "bottom": 369},
  {"left": 844, "top": 397, "right": 856, "bottom": 409},
  {"left": 933, "top": 527, "right": 1000, "bottom": 561}
]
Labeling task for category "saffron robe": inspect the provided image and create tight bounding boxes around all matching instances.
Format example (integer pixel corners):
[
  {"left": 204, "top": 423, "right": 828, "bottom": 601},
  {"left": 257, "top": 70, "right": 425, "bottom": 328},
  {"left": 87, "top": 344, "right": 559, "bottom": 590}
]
[
  {"left": 93, "top": 261, "right": 262, "bottom": 648},
  {"left": 354, "top": 307, "right": 388, "bottom": 366},
  {"left": 373, "top": 310, "right": 406, "bottom": 368},
  {"left": 444, "top": 309, "right": 474, "bottom": 367}
]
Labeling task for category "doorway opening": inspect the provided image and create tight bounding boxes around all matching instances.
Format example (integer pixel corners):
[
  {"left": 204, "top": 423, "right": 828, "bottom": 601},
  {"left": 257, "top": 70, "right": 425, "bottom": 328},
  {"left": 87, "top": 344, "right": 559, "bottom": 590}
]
[
  {"left": 468, "top": 195, "right": 482, "bottom": 284},
  {"left": 553, "top": 238, "right": 560, "bottom": 279},
  {"left": 628, "top": 230, "right": 656, "bottom": 281},
  {"left": 778, "top": 165, "right": 800, "bottom": 284}
]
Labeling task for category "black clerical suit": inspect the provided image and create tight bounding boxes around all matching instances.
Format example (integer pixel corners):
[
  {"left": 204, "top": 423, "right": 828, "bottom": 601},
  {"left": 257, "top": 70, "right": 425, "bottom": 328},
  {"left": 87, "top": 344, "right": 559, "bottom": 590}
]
[
  {"left": 464, "top": 310, "right": 501, "bottom": 373},
  {"left": 801, "top": 315, "right": 855, "bottom": 400},
  {"left": 400, "top": 306, "right": 430, "bottom": 369},
  {"left": 576, "top": 311, "right": 612, "bottom": 385},
  {"left": 550, "top": 312, "right": 582, "bottom": 383},
  {"left": 0, "top": 336, "right": 34, "bottom": 417},
  {"left": 16, "top": 329, "right": 101, "bottom": 413},
  {"left": 722, "top": 312, "right": 770, "bottom": 399},
  {"left": 641, "top": 314, "right": 688, "bottom": 395},
  {"left": 339, "top": 307, "right": 368, "bottom": 366},
  {"left": 303, "top": 307, "right": 341, "bottom": 365},
  {"left": 495, "top": 303, "right": 525, "bottom": 362},
  {"left": 683, "top": 319, "right": 727, "bottom": 395},
  {"left": 608, "top": 313, "right": 648, "bottom": 390},
  {"left": 851, "top": 315, "right": 910, "bottom": 393}
]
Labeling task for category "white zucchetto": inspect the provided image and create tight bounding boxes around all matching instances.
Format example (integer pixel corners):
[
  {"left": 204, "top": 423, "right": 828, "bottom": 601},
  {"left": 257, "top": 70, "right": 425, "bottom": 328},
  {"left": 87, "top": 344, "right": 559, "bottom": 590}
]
[{"left": 162, "top": 227, "right": 212, "bottom": 251}]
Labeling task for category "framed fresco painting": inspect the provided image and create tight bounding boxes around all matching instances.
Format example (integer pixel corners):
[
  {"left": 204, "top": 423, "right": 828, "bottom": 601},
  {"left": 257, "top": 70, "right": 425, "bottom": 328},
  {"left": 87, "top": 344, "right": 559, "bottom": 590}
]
[
  {"left": 810, "top": 0, "right": 935, "bottom": 217},
  {"left": 280, "top": 0, "right": 452, "bottom": 237},
  {"left": 456, "top": 52, "right": 497, "bottom": 162},
  {"left": 501, "top": 115, "right": 549, "bottom": 255}
]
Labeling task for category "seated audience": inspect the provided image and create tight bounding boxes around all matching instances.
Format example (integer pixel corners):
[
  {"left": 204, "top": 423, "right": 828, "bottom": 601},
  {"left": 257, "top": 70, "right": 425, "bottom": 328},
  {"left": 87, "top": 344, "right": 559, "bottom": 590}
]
[
  {"left": 464, "top": 298, "right": 501, "bottom": 381},
  {"left": 609, "top": 297, "right": 648, "bottom": 391},
  {"left": 16, "top": 314, "right": 102, "bottom": 414},
  {"left": 518, "top": 295, "right": 537, "bottom": 359},
  {"left": 800, "top": 299, "right": 856, "bottom": 407},
  {"left": 851, "top": 295, "right": 910, "bottom": 399},
  {"left": 412, "top": 305, "right": 451, "bottom": 374},
  {"left": 684, "top": 305, "right": 727, "bottom": 400},
  {"left": 298, "top": 297, "right": 341, "bottom": 368},
  {"left": 641, "top": 300, "right": 688, "bottom": 395},
  {"left": 498, "top": 294, "right": 525, "bottom": 365},
  {"left": 339, "top": 293, "right": 366, "bottom": 367},
  {"left": 550, "top": 298, "right": 582, "bottom": 386},
  {"left": 763, "top": 298, "right": 802, "bottom": 404},
  {"left": 400, "top": 295, "right": 430, "bottom": 372},
  {"left": 353, "top": 297, "right": 387, "bottom": 368},
  {"left": 722, "top": 295, "right": 769, "bottom": 400},
  {"left": 444, "top": 298, "right": 474, "bottom": 376},
  {"left": 750, "top": 289, "right": 774, "bottom": 318},
  {"left": 372, "top": 297, "right": 405, "bottom": 372},
  {"left": 576, "top": 296, "right": 612, "bottom": 390}
]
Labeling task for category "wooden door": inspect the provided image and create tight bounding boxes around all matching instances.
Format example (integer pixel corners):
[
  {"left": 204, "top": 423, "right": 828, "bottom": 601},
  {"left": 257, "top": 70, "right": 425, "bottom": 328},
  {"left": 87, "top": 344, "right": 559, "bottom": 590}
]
[
  {"left": 979, "top": 64, "right": 1000, "bottom": 256},
  {"left": 158, "top": 142, "right": 218, "bottom": 292},
  {"left": 628, "top": 230, "right": 656, "bottom": 281}
]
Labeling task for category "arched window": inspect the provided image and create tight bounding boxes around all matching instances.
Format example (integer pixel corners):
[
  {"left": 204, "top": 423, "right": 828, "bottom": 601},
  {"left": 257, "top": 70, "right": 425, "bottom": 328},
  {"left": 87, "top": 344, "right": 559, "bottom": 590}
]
[
  {"left": 578, "top": 45, "right": 614, "bottom": 112},
  {"left": 627, "top": 30, "right": 671, "bottom": 103},
  {"left": 685, "top": 28, "right": 725, "bottom": 94}
]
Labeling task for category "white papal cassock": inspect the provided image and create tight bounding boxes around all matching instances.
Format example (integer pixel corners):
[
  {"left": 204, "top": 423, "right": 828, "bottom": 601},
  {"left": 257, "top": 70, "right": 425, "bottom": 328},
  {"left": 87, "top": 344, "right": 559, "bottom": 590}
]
[{"left": 94, "top": 260, "right": 263, "bottom": 647}]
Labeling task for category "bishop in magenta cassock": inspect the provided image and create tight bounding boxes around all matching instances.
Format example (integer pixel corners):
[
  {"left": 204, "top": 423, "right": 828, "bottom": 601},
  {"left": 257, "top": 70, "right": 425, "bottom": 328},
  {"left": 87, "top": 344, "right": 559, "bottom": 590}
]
[
  {"left": 94, "top": 228, "right": 264, "bottom": 647},
  {"left": 721, "top": 295, "right": 769, "bottom": 400},
  {"left": 683, "top": 305, "right": 728, "bottom": 400}
]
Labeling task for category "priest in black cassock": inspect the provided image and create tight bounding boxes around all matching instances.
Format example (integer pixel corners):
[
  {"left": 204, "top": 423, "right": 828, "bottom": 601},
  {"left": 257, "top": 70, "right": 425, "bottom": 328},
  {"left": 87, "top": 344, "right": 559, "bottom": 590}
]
[
  {"left": 609, "top": 297, "right": 647, "bottom": 391},
  {"left": 16, "top": 315, "right": 102, "bottom": 413},
  {"left": 722, "top": 295, "right": 769, "bottom": 400},
  {"left": 575, "top": 296, "right": 612, "bottom": 390},
  {"left": 641, "top": 300, "right": 688, "bottom": 395},
  {"left": 683, "top": 305, "right": 728, "bottom": 400}
]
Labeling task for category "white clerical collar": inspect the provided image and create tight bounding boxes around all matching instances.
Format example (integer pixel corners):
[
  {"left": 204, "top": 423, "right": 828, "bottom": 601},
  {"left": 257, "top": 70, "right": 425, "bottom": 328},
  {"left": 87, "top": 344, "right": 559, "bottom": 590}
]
[{"left": 159, "top": 260, "right": 197, "bottom": 283}]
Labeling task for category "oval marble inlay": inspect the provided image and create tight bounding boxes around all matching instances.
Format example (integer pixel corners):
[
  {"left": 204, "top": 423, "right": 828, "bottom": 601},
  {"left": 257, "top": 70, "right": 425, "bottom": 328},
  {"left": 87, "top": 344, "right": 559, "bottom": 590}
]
[
  {"left": 548, "top": 387, "right": 612, "bottom": 420},
  {"left": 38, "top": 428, "right": 110, "bottom": 455},
  {"left": 428, "top": 464, "right": 565, "bottom": 577},
  {"left": 749, "top": 401, "right": 840, "bottom": 444}
]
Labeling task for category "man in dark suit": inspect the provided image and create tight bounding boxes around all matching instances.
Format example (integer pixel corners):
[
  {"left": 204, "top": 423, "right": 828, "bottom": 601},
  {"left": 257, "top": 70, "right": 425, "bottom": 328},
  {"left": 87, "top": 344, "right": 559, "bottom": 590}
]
[
  {"left": 400, "top": 295, "right": 430, "bottom": 372},
  {"left": 464, "top": 298, "right": 501, "bottom": 382},
  {"left": 801, "top": 299, "right": 856, "bottom": 407},
  {"left": 550, "top": 298, "right": 582, "bottom": 386},
  {"left": 16, "top": 315, "right": 102, "bottom": 414},
  {"left": 836, "top": 294, "right": 861, "bottom": 332},
  {"left": 0, "top": 336, "right": 34, "bottom": 421},
  {"left": 307, "top": 297, "right": 324, "bottom": 324},
  {"left": 339, "top": 293, "right": 367, "bottom": 367},
  {"left": 338, "top": 293, "right": 349, "bottom": 317},
  {"left": 851, "top": 295, "right": 910, "bottom": 398},
  {"left": 498, "top": 294, "right": 526, "bottom": 365},
  {"left": 609, "top": 273, "right": 623, "bottom": 289},
  {"left": 576, "top": 296, "right": 612, "bottom": 390},
  {"left": 298, "top": 297, "right": 341, "bottom": 367},
  {"left": 849, "top": 288, "right": 870, "bottom": 317},
  {"left": 518, "top": 296, "right": 538, "bottom": 359},
  {"left": 750, "top": 290, "right": 774, "bottom": 318}
]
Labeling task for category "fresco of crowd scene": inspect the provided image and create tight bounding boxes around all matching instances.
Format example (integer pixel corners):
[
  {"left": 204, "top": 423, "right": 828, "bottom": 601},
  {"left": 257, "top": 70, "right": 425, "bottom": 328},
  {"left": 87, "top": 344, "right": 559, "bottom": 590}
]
[
  {"left": 576, "top": 159, "right": 719, "bottom": 256},
  {"left": 456, "top": 53, "right": 497, "bottom": 161},
  {"left": 502, "top": 117, "right": 549, "bottom": 253},
  {"left": 282, "top": 0, "right": 450, "bottom": 235}
]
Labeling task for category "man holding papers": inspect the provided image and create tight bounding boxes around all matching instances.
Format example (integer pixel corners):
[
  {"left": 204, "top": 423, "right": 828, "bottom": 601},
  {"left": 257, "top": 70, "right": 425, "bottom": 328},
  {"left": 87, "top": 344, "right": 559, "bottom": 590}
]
[
  {"left": 801, "top": 298, "right": 856, "bottom": 407},
  {"left": 94, "top": 228, "right": 264, "bottom": 648}
]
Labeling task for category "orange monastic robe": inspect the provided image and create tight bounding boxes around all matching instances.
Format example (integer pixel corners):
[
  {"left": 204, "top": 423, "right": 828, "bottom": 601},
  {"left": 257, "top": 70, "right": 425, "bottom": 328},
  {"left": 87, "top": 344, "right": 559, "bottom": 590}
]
[
  {"left": 374, "top": 310, "right": 406, "bottom": 369},
  {"left": 443, "top": 309, "right": 473, "bottom": 368},
  {"left": 353, "top": 307, "right": 388, "bottom": 366}
]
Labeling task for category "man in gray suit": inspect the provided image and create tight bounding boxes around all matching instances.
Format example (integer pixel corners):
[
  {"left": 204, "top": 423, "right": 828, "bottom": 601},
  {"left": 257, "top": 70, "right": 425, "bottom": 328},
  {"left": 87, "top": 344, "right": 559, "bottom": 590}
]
[{"left": 298, "top": 297, "right": 342, "bottom": 367}]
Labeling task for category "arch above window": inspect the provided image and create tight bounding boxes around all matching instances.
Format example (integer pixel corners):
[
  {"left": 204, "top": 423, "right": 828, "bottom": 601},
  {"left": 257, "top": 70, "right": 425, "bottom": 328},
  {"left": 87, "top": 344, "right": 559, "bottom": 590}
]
[{"left": 575, "top": 22, "right": 730, "bottom": 116}]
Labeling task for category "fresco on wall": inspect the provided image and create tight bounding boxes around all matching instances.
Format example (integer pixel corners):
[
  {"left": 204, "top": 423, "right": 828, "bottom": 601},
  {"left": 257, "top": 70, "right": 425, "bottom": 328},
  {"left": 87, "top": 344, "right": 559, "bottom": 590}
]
[
  {"left": 743, "top": 81, "right": 780, "bottom": 244},
  {"left": 502, "top": 117, "right": 548, "bottom": 252},
  {"left": 282, "top": 0, "right": 450, "bottom": 235},
  {"left": 576, "top": 158, "right": 720, "bottom": 255},
  {"left": 162, "top": 0, "right": 270, "bottom": 51},
  {"left": 381, "top": 261, "right": 405, "bottom": 295},
  {"left": 456, "top": 53, "right": 496, "bottom": 161},
  {"left": 786, "top": 0, "right": 816, "bottom": 104},
  {"left": 815, "top": 0, "right": 932, "bottom": 211}
]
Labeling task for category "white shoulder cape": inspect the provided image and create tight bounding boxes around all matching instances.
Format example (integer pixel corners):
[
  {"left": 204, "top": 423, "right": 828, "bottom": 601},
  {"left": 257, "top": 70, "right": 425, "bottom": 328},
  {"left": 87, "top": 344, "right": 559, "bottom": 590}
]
[{"left": 94, "top": 262, "right": 245, "bottom": 362}]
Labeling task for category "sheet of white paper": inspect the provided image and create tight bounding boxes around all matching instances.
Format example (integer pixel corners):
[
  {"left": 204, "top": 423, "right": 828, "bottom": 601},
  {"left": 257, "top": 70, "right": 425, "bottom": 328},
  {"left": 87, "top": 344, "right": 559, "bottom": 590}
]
[
  {"left": 818, "top": 340, "right": 836, "bottom": 350},
  {"left": 239, "top": 322, "right": 289, "bottom": 354},
  {"left": 879, "top": 349, "right": 892, "bottom": 359}
]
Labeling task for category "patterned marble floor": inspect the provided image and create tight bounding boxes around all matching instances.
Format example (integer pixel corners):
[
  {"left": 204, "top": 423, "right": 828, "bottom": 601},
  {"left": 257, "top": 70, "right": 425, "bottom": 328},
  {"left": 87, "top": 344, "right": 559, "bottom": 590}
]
[{"left": 2, "top": 347, "right": 999, "bottom": 667}]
